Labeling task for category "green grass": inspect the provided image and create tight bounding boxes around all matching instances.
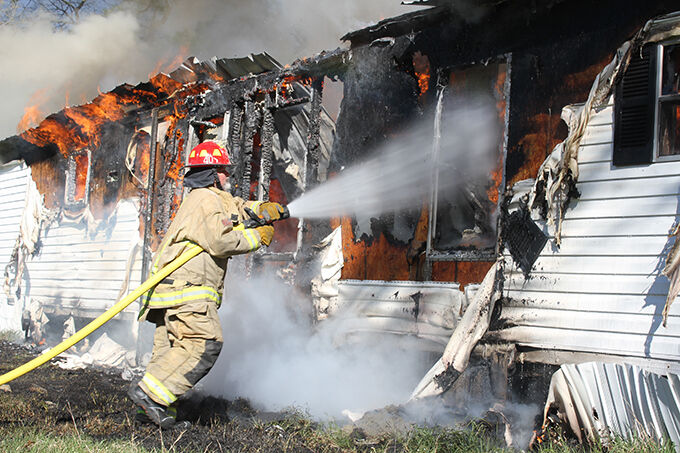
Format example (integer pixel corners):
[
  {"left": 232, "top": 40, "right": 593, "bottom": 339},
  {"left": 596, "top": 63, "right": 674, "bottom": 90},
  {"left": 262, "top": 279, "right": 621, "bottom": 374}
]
[
  {"left": 0, "top": 330, "right": 21, "bottom": 342},
  {"left": 0, "top": 420, "right": 675, "bottom": 453},
  {"left": 532, "top": 434, "right": 676, "bottom": 453},
  {"left": 0, "top": 426, "right": 154, "bottom": 453}
]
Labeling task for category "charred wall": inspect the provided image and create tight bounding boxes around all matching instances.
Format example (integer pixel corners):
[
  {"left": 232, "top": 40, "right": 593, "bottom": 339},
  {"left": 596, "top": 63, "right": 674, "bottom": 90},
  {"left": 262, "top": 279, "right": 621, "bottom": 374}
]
[
  {"left": 398, "top": 0, "right": 680, "bottom": 185},
  {"left": 334, "top": 0, "right": 679, "bottom": 286},
  {"left": 331, "top": 31, "right": 427, "bottom": 282}
]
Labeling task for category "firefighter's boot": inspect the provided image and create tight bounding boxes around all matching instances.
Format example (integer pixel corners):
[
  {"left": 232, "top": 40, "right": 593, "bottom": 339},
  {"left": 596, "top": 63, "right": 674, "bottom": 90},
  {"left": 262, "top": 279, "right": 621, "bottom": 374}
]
[{"left": 128, "top": 382, "right": 176, "bottom": 429}]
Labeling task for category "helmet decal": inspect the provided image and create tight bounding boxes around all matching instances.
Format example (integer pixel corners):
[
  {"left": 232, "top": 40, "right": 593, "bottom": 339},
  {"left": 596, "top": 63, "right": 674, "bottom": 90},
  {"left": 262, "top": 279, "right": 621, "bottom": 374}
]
[{"left": 186, "top": 141, "right": 230, "bottom": 167}]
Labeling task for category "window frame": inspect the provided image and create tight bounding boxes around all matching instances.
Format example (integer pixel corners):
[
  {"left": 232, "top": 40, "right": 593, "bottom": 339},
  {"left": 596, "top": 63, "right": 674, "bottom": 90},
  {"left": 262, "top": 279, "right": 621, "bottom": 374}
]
[
  {"left": 424, "top": 54, "right": 510, "bottom": 267},
  {"left": 654, "top": 39, "right": 680, "bottom": 162},
  {"left": 64, "top": 149, "right": 91, "bottom": 210}
]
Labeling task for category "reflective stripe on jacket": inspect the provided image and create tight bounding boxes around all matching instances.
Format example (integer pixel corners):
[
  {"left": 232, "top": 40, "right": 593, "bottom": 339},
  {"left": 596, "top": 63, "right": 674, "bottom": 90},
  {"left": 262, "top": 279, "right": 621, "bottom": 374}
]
[{"left": 141, "top": 187, "right": 263, "bottom": 313}]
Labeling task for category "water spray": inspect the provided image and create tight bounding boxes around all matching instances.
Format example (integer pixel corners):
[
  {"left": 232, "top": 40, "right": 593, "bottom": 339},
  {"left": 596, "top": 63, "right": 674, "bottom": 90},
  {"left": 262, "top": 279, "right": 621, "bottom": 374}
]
[{"left": 286, "top": 95, "right": 499, "bottom": 223}]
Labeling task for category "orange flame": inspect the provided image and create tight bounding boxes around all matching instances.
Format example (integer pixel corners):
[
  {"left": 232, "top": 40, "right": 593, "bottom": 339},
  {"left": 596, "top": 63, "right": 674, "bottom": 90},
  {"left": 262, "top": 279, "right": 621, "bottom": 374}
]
[
  {"left": 486, "top": 160, "right": 503, "bottom": 205},
  {"left": 17, "top": 89, "right": 48, "bottom": 133},
  {"left": 412, "top": 51, "right": 430, "bottom": 97},
  {"left": 74, "top": 153, "right": 89, "bottom": 201},
  {"left": 149, "top": 73, "right": 183, "bottom": 98}
]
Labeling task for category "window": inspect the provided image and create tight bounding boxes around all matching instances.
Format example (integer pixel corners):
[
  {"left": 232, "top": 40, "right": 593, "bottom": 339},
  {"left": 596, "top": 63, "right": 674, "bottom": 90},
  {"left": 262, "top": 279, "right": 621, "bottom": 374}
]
[
  {"left": 613, "top": 41, "right": 680, "bottom": 165},
  {"left": 659, "top": 43, "right": 680, "bottom": 157},
  {"left": 64, "top": 149, "right": 91, "bottom": 210},
  {"left": 427, "top": 59, "right": 508, "bottom": 262}
]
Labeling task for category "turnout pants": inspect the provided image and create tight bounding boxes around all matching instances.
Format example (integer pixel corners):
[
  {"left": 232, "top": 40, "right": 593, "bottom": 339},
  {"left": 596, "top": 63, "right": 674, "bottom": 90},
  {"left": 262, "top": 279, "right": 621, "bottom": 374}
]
[{"left": 139, "top": 300, "right": 223, "bottom": 407}]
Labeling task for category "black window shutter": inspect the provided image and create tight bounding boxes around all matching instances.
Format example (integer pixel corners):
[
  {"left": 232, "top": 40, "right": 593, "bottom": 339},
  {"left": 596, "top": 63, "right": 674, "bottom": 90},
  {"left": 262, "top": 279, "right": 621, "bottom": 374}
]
[{"left": 613, "top": 45, "right": 657, "bottom": 166}]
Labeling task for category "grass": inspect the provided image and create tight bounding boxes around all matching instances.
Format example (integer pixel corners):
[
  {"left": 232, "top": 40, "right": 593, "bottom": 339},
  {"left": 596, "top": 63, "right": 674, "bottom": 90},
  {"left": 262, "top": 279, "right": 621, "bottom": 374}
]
[
  {"left": 0, "top": 416, "right": 675, "bottom": 452},
  {"left": 0, "top": 426, "right": 153, "bottom": 453},
  {"left": 0, "top": 330, "right": 21, "bottom": 342}
]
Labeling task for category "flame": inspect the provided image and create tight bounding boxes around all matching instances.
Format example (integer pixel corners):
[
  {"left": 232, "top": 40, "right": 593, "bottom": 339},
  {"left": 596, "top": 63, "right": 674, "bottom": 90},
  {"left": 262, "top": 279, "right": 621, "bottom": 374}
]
[
  {"left": 486, "top": 159, "right": 503, "bottom": 204},
  {"left": 17, "top": 89, "right": 48, "bottom": 133},
  {"left": 412, "top": 51, "right": 430, "bottom": 97},
  {"left": 19, "top": 77, "right": 202, "bottom": 158},
  {"left": 74, "top": 153, "right": 89, "bottom": 201},
  {"left": 487, "top": 67, "right": 507, "bottom": 204},
  {"left": 149, "top": 46, "right": 190, "bottom": 79},
  {"left": 150, "top": 73, "right": 183, "bottom": 98}
]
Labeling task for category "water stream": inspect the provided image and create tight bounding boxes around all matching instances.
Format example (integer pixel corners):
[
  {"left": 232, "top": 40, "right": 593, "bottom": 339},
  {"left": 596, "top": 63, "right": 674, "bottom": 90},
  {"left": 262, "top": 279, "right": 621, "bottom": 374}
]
[{"left": 287, "top": 95, "right": 499, "bottom": 221}]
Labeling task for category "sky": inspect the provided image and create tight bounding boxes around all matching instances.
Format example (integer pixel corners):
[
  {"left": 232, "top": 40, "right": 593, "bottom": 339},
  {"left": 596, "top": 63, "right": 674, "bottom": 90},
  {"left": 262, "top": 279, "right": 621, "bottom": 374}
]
[{"left": 0, "top": 0, "right": 423, "bottom": 139}]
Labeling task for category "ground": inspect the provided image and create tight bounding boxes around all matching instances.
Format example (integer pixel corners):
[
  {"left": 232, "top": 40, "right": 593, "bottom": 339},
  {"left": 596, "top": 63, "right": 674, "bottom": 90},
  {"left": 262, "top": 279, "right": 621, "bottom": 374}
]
[
  {"left": 0, "top": 340, "right": 342, "bottom": 452},
  {"left": 0, "top": 340, "right": 514, "bottom": 452},
  {"left": 1, "top": 341, "right": 670, "bottom": 453}
]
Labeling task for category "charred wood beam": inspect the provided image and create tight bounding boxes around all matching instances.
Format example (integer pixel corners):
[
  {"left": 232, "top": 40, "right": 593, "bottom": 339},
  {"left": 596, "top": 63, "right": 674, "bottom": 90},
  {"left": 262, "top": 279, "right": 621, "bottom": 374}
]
[
  {"left": 191, "top": 48, "right": 349, "bottom": 120},
  {"left": 305, "top": 78, "right": 324, "bottom": 188},
  {"left": 294, "top": 78, "right": 324, "bottom": 262},
  {"left": 190, "top": 119, "right": 218, "bottom": 129},
  {"left": 258, "top": 107, "right": 275, "bottom": 201},
  {"left": 227, "top": 103, "right": 244, "bottom": 195},
  {"left": 284, "top": 48, "right": 349, "bottom": 80},
  {"left": 239, "top": 100, "right": 260, "bottom": 199},
  {"left": 155, "top": 122, "right": 180, "bottom": 235},
  {"left": 274, "top": 95, "right": 310, "bottom": 109},
  {"left": 0, "top": 136, "right": 58, "bottom": 165},
  {"left": 141, "top": 108, "right": 159, "bottom": 283}
]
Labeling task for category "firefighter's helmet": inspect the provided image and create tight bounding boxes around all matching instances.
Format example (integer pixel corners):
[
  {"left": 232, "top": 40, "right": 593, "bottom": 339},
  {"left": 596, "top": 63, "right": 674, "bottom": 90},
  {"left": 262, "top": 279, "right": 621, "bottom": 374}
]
[{"left": 186, "top": 141, "right": 230, "bottom": 167}]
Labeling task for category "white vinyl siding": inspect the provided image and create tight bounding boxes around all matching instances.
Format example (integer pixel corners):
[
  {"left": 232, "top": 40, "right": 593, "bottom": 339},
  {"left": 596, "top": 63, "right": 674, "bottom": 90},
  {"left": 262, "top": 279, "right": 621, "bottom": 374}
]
[
  {"left": 0, "top": 161, "right": 29, "bottom": 332},
  {"left": 25, "top": 199, "right": 143, "bottom": 320},
  {"left": 498, "top": 100, "right": 680, "bottom": 364}
]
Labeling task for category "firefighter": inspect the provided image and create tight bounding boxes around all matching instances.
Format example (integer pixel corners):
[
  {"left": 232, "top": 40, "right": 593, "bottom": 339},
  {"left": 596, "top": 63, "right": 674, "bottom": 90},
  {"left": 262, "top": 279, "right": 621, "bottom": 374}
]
[{"left": 128, "top": 140, "right": 285, "bottom": 429}]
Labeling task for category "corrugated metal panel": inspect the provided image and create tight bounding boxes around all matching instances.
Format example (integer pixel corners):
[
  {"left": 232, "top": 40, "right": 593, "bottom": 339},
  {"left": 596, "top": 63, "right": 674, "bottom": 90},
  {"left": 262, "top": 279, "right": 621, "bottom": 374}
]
[
  {"left": 332, "top": 280, "right": 464, "bottom": 352},
  {"left": 499, "top": 100, "right": 680, "bottom": 363},
  {"left": 25, "top": 198, "right": 142, "bottom": 319},
  {"left": 544, "top": 362, "right": 680, "bottom": 450},
  {"left": 0, "top": 161, "right": 29, "bottom": 332}
]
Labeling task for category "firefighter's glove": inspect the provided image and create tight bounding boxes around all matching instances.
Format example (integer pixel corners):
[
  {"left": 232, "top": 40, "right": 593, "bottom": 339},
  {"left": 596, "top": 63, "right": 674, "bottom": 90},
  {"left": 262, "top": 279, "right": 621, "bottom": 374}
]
[
  {"left": 255, "top": 225, "right": 274, "bottom": 247},
  {"left": 256, "top": 202, "right": 286, "bottom": 223}
]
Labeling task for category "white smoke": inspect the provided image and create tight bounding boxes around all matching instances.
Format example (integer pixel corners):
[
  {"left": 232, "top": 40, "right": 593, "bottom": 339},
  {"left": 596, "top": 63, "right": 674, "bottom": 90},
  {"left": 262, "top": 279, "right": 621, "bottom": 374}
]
[
  {"left": 200, "top": 267, "right": 429, "bottom": 419},
  {"left": 0, "top": 0, "right": 423, "bottom": 139},
  {"left": 288, "top": 94, "right": 500, "bottom": 220}
]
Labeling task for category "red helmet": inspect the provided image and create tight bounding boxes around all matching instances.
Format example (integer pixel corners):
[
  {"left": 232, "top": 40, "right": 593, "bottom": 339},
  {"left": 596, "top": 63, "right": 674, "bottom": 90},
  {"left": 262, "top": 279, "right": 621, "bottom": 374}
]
[{"left": 186, "top": 141, "right": 230, "bottom": 167}]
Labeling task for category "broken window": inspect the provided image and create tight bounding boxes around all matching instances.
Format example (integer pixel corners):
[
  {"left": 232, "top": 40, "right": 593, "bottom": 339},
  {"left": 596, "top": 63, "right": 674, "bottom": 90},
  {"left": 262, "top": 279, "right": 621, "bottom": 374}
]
[
  {"left": 64, "top": 149, "right": 91, "bottom": 209},
  {"left": 427, "top": 59, "right": 508, "bottom": 263}
]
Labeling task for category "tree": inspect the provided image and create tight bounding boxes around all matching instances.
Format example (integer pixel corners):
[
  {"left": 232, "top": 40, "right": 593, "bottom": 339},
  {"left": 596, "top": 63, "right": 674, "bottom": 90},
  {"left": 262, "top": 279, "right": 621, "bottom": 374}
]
[{"left": 0, "top": 0, "right": 120, "bottom": 28}]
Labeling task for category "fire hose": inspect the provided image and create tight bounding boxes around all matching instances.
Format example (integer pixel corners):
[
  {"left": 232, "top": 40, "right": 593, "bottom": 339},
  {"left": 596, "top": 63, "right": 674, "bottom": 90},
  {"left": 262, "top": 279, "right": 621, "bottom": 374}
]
[
  {"left": 0, "top": 244, "right": 204, "bottom": 386},
  {"left": 0, "top": 204, "right": 290, "bottom": 386}
]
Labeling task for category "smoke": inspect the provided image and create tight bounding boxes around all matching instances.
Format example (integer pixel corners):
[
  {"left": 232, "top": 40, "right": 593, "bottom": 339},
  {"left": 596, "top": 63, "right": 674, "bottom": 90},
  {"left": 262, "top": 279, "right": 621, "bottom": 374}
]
[
  {"left": 200, "top": 264, "right": 429, "bottom": 419},
  {"left": 288, "top": 94, "right": 500, "bottom": 220},
  {"left": 0, "top": 0, "right": 422, "bottom": 139}
]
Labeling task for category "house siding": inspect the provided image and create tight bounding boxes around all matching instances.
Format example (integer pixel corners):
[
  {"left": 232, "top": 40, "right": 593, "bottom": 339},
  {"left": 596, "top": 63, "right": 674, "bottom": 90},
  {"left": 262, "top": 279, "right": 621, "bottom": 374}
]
[
  {"left": 0, "top": 161, "right": 29, "bottom": 332},
  {"left": 25, "top": 198, "right": 143, "bottom": 320},
  {"left": 498, "top": 101, "right": 680, "bottom": 366}
]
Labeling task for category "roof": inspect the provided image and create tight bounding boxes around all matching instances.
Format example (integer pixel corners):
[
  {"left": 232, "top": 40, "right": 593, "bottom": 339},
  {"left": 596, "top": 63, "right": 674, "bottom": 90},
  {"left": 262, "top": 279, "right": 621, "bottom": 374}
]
[{"left": 168, "top": 52, "right": 280, "bottom": 84}]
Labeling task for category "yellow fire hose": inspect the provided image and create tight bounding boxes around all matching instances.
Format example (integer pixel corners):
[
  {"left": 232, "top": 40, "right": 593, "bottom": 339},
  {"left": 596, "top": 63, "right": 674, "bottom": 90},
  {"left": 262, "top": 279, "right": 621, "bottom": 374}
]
[{"left": 0, "top": 244, "right": 203, "bottom": 386}]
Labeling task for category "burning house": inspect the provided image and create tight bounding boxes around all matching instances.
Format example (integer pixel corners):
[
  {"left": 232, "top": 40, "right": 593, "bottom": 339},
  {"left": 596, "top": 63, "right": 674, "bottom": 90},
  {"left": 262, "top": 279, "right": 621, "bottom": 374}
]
[
  {"left": 0, "top": 52, "right": 336, "bottom": 347},
  {"left": 3, "top": 0, "right": 680, "bottom": 447}
]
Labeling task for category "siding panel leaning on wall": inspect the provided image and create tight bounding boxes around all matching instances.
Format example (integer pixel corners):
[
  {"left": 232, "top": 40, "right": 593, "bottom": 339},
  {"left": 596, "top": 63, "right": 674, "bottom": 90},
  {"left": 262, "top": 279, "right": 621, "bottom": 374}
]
[
  {"left": 498, "top": 101, "right": 680, "bottom": 368},
  {"left": 0, "top": 161, "right": 29, "bottom": 332}
]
